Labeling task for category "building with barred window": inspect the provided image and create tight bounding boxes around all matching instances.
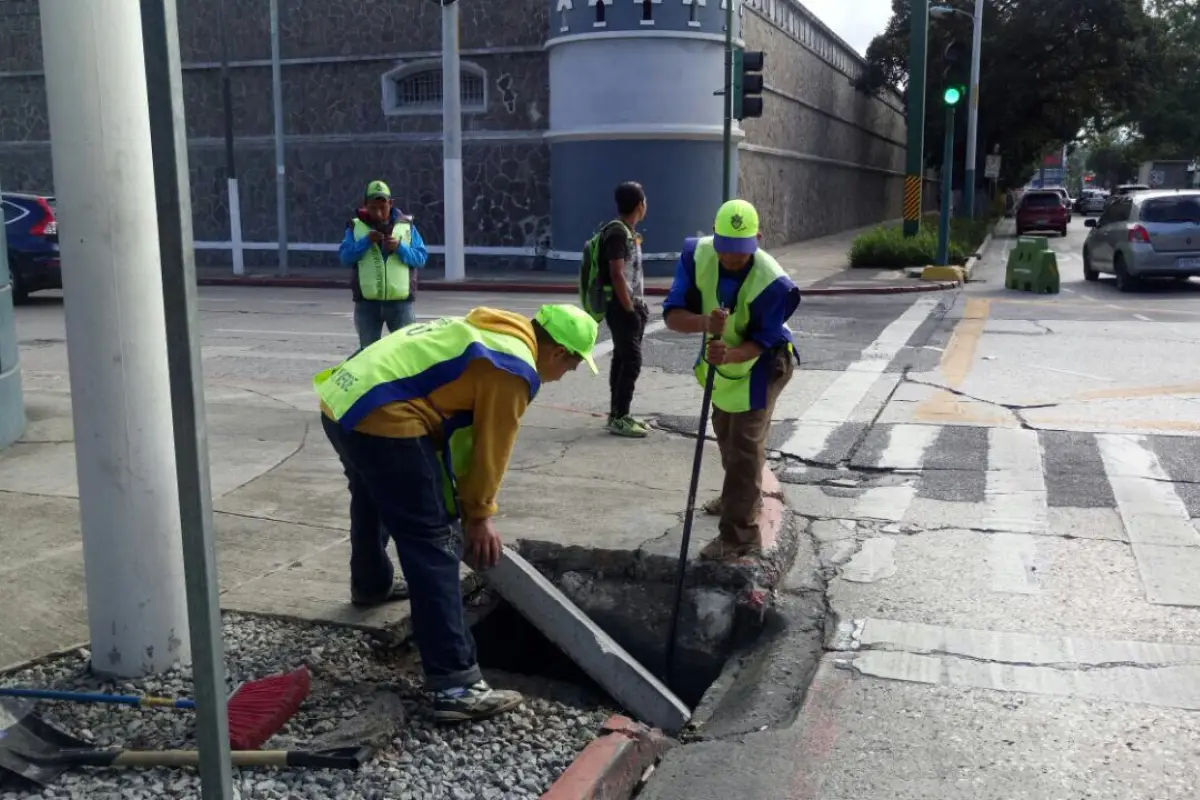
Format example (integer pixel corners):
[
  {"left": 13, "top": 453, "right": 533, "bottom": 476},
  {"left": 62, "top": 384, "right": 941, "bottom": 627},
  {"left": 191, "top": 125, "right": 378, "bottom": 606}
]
[{"left": 0, "top": 0, "right": 911, "bottom": 276}]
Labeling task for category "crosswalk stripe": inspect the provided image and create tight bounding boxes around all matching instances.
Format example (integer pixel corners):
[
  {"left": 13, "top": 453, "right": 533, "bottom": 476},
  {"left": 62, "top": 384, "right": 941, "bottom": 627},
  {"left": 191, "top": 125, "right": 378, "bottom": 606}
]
[
  {"left": 1097, "top": 433, "right": 1200, "bottom": 606},
  {"left": 853, "top": 425, "right": 939, "bottom": 521},
  {"left": 778, "top": 295, "right": 943, "bottom": 459},
  {"left": 983, "top": 428, "right": 1049, "bottom": 534}
]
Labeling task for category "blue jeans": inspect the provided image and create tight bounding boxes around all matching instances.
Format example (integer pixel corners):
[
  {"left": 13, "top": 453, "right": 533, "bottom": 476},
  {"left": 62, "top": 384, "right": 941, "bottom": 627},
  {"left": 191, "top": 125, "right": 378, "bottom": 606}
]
[
  {"left": 321, "top": 414, "right": 481, "bottom": 690},
  {"left": 354, "top": 299, "right": 415, "bottom": 349}
]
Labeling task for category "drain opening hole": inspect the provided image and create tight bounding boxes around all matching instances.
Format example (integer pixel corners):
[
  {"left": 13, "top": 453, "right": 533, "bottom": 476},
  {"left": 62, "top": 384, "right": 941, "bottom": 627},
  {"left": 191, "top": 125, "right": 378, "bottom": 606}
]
[{"left": 471, "top": 598, "right": 731, "bottom": 709}]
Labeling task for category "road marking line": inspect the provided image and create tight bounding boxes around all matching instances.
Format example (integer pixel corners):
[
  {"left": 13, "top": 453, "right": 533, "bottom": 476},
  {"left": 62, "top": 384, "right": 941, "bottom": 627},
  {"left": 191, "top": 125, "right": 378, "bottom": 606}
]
[
  {"left": 987, "top": 533, "right": 1041, "bottom": 594},
  {"left": 846, "top": 618, "right": 1200, "bottom": 709},
  {"left": 913, "top": 298, "right": 991, "bottom": 422},
  {"left": 778, "top": 295, "right": 943, "bottom": 459},
  {"left": 1133, "top": 313, "right": 1152, "bottom": 321},
  {"left": 1098, "top": 433, "right": 1200, "bottom": 606},
  {"left": 592, "top": 320, "right": 666, "bottom": 360},
  {"left": 853, "top": 424, "right": 939, "bottom": 521},
  {"left": 983, "top": 428, "right": 1048, "bottom": 534},
  {"left": 214, "top": 328, "right": 359, "bottom": 339},
  {"left": 1074, "top": 382, "right": 1200, "bottom": 401}
]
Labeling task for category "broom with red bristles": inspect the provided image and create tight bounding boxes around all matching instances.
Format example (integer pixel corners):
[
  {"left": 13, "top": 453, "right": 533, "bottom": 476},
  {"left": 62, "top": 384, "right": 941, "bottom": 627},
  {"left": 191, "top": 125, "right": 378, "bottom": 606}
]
[{"left": 0, "top": 665, "right": 311, "bottom": 750}]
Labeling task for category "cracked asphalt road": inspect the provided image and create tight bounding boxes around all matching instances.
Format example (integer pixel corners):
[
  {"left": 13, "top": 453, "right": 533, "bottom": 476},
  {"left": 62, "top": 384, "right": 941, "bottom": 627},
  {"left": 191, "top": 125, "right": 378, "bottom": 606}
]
[{"left": 640, "top": 216, "right": 1200, "bottom": 800}]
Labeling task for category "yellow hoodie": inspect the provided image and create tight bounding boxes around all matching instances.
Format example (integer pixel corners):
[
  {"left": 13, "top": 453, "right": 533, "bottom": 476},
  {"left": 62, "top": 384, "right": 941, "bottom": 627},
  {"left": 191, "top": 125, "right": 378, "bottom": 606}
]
[{"left": 322, "top": 307, "right": 537, "bottom": 521}]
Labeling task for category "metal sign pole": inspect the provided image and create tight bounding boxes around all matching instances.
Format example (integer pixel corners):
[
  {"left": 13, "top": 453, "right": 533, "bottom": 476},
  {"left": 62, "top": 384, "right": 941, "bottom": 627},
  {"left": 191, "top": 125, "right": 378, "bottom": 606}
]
[{"left": 141, "top": 1, "right": 234, "bottom": 796}]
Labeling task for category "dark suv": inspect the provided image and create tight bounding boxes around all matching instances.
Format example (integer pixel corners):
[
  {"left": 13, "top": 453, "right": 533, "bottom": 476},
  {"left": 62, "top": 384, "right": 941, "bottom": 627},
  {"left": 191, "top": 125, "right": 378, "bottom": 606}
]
[
  {"left": 3, "top": 192, "right": 59, "bottom": 303},
  {"left": 1016, "top": 190, "right": 1070, "bottom": 237}
]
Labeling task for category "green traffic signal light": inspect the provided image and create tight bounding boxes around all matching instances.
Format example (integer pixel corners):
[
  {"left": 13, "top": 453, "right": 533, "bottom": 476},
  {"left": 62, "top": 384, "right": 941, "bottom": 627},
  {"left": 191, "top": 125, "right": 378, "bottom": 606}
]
[{"left": 943, "top": 86, "right": 962, "bottom": 106}]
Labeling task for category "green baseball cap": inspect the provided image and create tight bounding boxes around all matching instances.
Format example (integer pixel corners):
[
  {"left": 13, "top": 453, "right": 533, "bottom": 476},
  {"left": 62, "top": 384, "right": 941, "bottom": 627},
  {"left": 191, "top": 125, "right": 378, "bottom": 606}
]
[
  {"left": 365, "top": 180, "right": 392, "bottom": 200},
  {"left": 534, "top": 304, "right": 599, "bottom": 374},
  {"left": 713, "top": 198, "right": 760, "bottom": 254}
]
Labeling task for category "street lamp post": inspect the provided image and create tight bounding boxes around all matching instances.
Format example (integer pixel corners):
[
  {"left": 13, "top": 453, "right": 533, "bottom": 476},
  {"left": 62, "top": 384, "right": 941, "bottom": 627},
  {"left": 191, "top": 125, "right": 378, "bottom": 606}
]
[{"left": 931, "top": 1, "right": 983, "bottom": 218}]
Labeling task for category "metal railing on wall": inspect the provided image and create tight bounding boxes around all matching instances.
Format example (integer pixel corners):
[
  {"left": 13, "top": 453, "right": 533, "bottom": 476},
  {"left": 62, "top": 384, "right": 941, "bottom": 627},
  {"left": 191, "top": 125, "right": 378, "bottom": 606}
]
[{"left": 742, "top": 0, "right": 904, "bottom": 114}]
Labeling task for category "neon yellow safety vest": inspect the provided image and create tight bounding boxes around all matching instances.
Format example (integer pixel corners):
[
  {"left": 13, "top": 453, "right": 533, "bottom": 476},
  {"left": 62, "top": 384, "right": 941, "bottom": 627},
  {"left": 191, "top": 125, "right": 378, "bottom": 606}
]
[
  {"left": 692, "top": 237, "right": 793, "bottom": 413},
  {"left": 314, "top": 316, "right": 540, "bottom": 513},
  {"left": 352, "top": 218, "right": 414, "bottom": 301}
]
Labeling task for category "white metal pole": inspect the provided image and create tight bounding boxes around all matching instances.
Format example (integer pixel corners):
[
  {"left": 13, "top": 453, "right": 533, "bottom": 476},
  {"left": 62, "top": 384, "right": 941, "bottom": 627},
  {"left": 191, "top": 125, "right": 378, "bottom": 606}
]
[
  {"left": 0, "top": 175, "right": 24, "bottom": 449},
  {"left": 228, "top": 178, "right": 245, "bottom": 274},
  {"left": 39, "top": 0, "right": 191, "bottom": 677},
  {"left": 217, "top": 0, "right": 244, "bottom": 276},
  {"left": 963, "top": 0, "right": 983, "bottom": 217},
  {"left": 270, "top": 0, "right": 288, "bottom": 276},
  {"left": 442, "top": 0, "right": 466, "bottom": 282}
]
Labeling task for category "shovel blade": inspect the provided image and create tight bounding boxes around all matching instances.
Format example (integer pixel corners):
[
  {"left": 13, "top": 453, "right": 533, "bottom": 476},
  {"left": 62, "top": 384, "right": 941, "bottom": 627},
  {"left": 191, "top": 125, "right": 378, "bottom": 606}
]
[{"left": 0, "top": 698, "right": 92, "bottom": 789}]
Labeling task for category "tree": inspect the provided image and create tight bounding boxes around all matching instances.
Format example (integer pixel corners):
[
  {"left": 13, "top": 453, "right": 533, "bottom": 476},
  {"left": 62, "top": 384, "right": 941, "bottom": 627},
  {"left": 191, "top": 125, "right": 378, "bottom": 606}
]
[
  {"left": 1085, "top": 131, "right": 1142, "bottom": 189},
  {"left": 856, "top": 0, "right": 1161, "bottom": 189},
  {"left": 1127, "top": 0, "right": 1200, "bottom": 160}
]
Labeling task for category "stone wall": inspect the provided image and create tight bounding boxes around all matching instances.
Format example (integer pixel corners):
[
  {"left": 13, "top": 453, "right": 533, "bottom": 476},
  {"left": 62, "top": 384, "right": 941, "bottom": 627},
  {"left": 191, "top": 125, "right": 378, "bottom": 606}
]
[
  {"left": 0, "top": 0, "right": 552, "bottom": 269},
  {"left": 738, "top": 0, "right": 915, "bottom": 247},
  {"left": 0, "top": 0, "right": 928, "bottom": 270}
]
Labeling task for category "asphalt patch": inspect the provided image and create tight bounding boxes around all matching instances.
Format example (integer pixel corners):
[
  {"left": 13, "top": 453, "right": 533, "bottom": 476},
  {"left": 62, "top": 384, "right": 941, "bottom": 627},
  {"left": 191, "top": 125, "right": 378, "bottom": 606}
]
[
  {"left": 924, "top": 425, "right": 989, "bottom": 472},
  {"left": 1040, "top": 430, "right": 1116, "bottom": 508},
  {"left": 917, "top": 467, "right": 986, "bottom": 503},
  {"left": 1148, "top": 434, "right": 1200, "bottom": 518}
]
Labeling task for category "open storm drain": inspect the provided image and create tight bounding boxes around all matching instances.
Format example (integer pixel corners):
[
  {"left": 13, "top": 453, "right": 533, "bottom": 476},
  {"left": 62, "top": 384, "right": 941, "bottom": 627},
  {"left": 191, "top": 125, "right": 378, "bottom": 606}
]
[{"left": 469, "top": 575, "right": 760, "bottom": 711}]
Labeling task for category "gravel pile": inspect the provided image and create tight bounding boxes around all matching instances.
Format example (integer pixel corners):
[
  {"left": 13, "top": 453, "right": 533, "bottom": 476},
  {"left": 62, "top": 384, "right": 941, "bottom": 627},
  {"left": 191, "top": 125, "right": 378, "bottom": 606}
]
[{"left": 0, "top": 613, "right": 613, "bottom": 800}]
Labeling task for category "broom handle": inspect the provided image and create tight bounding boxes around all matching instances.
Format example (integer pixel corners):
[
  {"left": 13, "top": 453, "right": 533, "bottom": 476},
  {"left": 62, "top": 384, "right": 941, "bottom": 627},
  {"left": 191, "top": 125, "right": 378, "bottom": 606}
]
[{"left": 0, "top": 686, "right": 196, "bottom": 710}]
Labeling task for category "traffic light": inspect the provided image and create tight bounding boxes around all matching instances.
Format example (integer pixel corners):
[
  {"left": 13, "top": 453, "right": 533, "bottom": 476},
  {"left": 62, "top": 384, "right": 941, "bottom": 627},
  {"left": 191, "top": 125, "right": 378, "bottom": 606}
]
[
  {"left": 941, "top": 41, "right": 966, "bottom": 108},
  {"left": 732, "top": 49, "right": 765, "bottom": 120}
]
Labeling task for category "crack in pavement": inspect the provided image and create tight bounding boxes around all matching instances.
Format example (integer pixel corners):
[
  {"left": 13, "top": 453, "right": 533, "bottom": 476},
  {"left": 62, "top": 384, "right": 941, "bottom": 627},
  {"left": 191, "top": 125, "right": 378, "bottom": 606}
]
[
  {"left": 839, "top": 643, "right": 1200, "bottom": 673},
  {"left": 902, "top": 376, "right": 1061, "bottom": 412}
]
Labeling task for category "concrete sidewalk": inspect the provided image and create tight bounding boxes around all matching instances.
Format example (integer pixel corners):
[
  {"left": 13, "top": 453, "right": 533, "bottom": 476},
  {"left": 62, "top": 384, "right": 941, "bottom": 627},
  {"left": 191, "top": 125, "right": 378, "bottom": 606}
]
[
  {"left": 196, "top": 222, "right": 950, "bottom": 297},
  {"left": 0, "top": 362, "right": 791, "bottom": 672}
]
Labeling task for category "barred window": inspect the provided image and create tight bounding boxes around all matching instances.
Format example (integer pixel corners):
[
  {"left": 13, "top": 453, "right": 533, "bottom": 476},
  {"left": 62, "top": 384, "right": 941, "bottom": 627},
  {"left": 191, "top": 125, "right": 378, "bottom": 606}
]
[{"left": 382, "top": 60, "right": 487, "bottom": 116}]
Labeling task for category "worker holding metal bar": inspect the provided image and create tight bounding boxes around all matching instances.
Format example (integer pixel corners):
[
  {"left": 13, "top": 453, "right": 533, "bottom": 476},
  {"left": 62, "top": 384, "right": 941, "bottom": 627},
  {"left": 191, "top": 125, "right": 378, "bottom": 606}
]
[
  {"left": 314, "top": 304, "right": 598, "bottom": 722},
  {"left": 662, "top": 200, "right": 800, "bottom": 560}
]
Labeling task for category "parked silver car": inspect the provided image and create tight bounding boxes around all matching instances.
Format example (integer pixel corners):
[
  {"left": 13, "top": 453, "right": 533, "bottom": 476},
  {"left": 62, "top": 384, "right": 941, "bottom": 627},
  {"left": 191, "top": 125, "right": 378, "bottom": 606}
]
[
  {"left": 1077, "top": 190, "right": 1108, "bottom": 215},
  {"left": 1082, "top": 190, "right": 1200, "bottom": 291}
]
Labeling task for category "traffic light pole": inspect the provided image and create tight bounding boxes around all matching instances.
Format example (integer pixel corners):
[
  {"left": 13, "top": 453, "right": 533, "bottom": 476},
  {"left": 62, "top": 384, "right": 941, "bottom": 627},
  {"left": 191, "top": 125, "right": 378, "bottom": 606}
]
[
  {"left": 936, "top": 103, "right": 956, "bottom": 266},
  {"left": 963, "top": 0, "right": 983, "bottom": 218},
  {"left": 721, "top": 0, "right": 734, "bottom": 202},
  {"left": 903, "top": 0, "right": 930, "bottom": 238}
]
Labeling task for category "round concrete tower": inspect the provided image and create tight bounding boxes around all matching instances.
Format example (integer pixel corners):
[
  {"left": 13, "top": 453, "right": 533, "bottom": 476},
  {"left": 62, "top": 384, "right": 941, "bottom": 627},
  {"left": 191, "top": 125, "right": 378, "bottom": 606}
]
[{"left": 545, "top": 0, "right": 740, "bottom": 276}]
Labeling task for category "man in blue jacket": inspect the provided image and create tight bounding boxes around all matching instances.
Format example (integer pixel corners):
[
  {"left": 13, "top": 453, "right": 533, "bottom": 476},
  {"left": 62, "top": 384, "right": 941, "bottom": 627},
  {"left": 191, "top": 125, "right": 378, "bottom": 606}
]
[
  {"left": 663, "top": 199, "right": 800, "bottom": 560},
  {"left": 338, "top": 180, "right": 430, "bottom": 348}
]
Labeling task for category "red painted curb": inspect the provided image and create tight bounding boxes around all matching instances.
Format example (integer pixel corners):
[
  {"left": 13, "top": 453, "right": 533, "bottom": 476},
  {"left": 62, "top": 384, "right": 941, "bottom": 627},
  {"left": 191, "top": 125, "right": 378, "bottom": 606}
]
[
  {"left": 540, "top": 715, "right": 672, "bottom": 800},
  {"left": 196, "top": 276, "right": 959, "bottom": 296}
]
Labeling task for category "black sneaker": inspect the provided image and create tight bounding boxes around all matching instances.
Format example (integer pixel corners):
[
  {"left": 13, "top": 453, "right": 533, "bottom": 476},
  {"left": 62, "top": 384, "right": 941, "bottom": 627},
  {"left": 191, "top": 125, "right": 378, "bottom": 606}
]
[
  {"left": 350, "top": 579, "right": 410, "bottom": 607},
  {"left": 433, "top": 681, "right": 523, "bottom": 723}
]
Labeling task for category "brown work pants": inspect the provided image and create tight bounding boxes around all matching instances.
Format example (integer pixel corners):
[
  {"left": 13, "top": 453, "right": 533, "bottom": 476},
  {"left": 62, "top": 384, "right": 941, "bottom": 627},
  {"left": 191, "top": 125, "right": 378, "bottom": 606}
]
[{"left": 711, "top": 349, "right": 794, "bottom": 546}]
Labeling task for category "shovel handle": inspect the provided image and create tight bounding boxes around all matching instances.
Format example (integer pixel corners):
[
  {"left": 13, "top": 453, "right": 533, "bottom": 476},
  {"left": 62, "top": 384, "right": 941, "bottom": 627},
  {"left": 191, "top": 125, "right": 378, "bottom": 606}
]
[
  {"left": 0, "top": 687, "right": 196, "bottom": 710},
  {"left": 46, "top": 746, "right": 372, "bottom": 770}
]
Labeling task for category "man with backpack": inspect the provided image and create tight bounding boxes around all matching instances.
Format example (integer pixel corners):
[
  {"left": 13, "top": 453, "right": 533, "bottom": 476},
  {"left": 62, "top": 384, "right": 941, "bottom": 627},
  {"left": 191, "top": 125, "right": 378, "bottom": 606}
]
[
  {"left": 580, "top": 182, "right": 651, "bottom": 438},
  {"left": 338, "top": 180, "right": 430, "bottom": 349}
]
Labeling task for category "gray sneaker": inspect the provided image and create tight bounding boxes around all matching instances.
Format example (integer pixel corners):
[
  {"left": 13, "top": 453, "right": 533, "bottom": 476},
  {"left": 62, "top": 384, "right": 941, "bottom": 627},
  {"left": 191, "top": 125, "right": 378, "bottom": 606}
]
[
  {"left": 433, "top": 681, "right": 524, "bottom": 723},
  {"left": 350, "top": 579, "right": 410, "bottom": 607}
]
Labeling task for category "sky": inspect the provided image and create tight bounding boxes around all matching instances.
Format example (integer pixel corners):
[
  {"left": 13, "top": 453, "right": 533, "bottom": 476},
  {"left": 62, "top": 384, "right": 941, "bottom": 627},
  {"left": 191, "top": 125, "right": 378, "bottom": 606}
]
[{"left": 800, "top": 0, "right": 894, "bottom": 56}]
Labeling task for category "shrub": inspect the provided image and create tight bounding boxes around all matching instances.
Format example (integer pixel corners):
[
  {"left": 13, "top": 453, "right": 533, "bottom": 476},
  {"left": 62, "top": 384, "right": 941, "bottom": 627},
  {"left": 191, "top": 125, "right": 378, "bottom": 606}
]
[{"left": 849, "top": 214, "right": 993, "bottom": 268}]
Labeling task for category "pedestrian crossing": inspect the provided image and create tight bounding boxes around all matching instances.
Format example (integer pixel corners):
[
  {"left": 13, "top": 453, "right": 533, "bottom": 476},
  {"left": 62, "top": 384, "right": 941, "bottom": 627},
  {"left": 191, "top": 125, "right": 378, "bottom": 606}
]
[
  {"left": 783, "top": 422, "right": 1200, "bottom": 521},
  {"left": 780, "top": 421, "right": 1200, "bottom": 606}
]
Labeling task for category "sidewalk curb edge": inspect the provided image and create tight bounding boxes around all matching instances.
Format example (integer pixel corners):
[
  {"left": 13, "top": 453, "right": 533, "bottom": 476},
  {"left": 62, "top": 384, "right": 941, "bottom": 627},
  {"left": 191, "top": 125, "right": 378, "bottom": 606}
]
[
  {"left": 196, "top": 277, "right": 962, "bottom": 297},
  {"left": 539, "top": 715, "right": 674, "bottom": 800}
]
